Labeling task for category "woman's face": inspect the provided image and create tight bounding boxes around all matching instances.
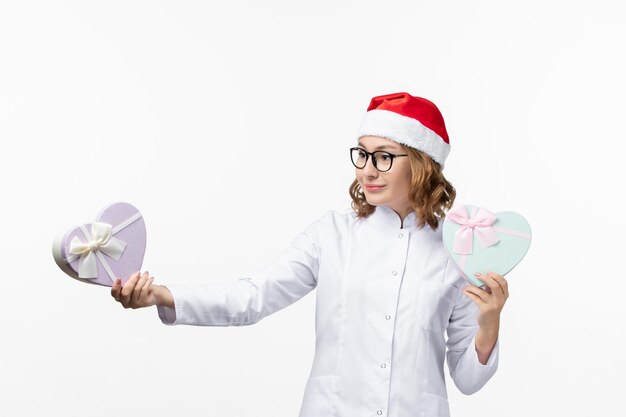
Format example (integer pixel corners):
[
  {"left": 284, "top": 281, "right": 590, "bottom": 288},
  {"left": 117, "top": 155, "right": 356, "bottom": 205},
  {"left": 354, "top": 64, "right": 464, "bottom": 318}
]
[{"left": 355, "top": 135, "right": 413, "bottom": 217}]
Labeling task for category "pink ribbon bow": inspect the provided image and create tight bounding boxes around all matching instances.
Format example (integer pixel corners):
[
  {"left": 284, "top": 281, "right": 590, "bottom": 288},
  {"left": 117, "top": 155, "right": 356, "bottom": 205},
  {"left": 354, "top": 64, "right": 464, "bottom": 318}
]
[{"left": 447, "top": 205, "right": 500, "bottom": 255}]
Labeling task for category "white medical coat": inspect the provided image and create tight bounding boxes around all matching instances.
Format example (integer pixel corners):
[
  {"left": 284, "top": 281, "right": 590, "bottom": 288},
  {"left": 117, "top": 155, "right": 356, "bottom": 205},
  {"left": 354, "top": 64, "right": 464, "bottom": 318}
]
[{"left": 157, "top": 204, "right": 499, "bottom": 417}]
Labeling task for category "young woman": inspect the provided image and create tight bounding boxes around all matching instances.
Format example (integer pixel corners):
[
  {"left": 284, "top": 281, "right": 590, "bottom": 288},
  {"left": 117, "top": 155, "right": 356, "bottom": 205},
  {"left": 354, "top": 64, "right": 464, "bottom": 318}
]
[{"left": 111, "top": 92, "right": 508, "bottom": 417}]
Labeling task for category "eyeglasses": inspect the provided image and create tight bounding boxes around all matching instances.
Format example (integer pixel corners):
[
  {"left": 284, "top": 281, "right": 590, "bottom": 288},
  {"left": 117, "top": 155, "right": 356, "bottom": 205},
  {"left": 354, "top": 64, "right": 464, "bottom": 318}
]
[{"left": 349, "top": 147, "right": 408, "bottom": 172}]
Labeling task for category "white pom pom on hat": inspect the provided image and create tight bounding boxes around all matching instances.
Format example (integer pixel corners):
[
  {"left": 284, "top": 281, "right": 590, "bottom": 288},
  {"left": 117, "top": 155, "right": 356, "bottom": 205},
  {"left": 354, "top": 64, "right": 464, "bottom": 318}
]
[{"left": 356, "top": 92, "right": 451, "bottom": 168}]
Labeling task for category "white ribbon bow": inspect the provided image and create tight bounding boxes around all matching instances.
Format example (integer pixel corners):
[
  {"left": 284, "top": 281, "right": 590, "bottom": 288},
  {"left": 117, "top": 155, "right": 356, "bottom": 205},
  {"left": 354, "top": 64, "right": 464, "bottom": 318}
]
[{"left": 68, "top": 222, "right": 126, "bottom": 279}]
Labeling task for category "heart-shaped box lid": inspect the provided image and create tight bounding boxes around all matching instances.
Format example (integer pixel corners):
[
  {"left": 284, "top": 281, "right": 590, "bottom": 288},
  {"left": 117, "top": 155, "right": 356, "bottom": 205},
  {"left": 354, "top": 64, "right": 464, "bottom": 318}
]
[
  {"left": 52, "top": 202, "right": 146, "bottom": 287},
  {"left": 442, "top": 204, "right": 532, "bottom": 287}
]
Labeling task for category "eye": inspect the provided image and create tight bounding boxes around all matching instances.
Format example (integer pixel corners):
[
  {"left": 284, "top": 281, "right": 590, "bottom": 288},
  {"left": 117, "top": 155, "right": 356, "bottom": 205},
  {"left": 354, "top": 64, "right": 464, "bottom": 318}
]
[
  {"left": 358, "top": 150, "right": 366, "bottom": 158},
  {"left": 380, "top": 153, "right": 392, "bottom": 161}
]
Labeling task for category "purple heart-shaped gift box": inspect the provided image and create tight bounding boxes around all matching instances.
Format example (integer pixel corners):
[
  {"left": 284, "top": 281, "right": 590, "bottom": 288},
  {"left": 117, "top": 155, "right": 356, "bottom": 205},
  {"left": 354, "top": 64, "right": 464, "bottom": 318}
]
[{"left": 52, "top": 202, "right": 147, "bottom": 287}]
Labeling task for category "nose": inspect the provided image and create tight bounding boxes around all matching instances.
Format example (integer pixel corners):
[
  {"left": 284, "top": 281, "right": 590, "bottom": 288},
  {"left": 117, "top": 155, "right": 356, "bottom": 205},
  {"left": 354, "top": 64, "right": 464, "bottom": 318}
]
[{"left": 362, "top": 155, "right": 379, "bottom": 177}]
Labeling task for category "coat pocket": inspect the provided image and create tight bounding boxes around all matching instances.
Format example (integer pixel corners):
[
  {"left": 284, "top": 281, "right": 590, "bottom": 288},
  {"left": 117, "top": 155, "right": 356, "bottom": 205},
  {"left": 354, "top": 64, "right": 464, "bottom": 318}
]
[
  {"left": 297, "top": 375, "right": 339, "bottom": 417},
  {"left": 425, "top": 392, "right": 451, "bottom": 417},
  {"left": 419, "top": 280, "right": 455, "bottom": 333}
]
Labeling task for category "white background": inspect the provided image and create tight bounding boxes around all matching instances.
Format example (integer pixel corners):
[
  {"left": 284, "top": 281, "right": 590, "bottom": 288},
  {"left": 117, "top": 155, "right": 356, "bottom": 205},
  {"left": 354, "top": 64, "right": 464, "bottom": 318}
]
[{"left": 1, "top": 0, "right": 623, "bottom": 416}]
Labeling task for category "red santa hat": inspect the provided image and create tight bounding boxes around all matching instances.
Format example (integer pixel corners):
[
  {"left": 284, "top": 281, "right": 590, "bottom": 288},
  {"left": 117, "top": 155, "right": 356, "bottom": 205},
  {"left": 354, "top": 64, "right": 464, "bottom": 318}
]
[{"left": 356, "top": 92, "right": 451, "bottom": 168}]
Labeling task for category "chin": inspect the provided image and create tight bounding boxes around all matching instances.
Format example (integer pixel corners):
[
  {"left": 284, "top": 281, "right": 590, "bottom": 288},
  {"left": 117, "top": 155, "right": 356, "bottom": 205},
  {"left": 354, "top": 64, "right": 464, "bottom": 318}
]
[{"left": 364, "top": 196, "right": 386, "bottom": 206}]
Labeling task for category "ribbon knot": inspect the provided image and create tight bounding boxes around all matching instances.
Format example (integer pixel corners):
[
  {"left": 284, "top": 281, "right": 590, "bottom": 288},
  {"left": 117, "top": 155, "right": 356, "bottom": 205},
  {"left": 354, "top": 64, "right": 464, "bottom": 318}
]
[
  {"left": 447, "top": 206, "right": 500, "bottom": 255},
  {"left": 68, "top": 222, "right": 126, "bottom": 279}
]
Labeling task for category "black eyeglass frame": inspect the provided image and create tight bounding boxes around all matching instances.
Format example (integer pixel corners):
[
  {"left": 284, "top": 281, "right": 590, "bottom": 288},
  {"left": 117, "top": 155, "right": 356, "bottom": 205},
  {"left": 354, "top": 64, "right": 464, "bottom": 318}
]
[{"left": 349, "top": 146, "right": 408, "bottom": 172}]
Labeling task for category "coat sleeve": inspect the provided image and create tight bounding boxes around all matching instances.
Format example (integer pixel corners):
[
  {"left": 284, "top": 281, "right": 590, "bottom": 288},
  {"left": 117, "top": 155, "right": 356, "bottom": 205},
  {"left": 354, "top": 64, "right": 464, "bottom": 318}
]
[
  {"left": 445, "top": 261, "right": 500, "bottom": 395},
  {"left": 155, "top": 213, "right": 324, "bottom": 327}
]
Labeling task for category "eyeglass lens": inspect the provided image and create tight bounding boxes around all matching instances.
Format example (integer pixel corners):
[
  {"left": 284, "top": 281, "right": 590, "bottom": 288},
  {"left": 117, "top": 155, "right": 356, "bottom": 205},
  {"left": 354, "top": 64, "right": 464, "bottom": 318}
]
[{"left": 351, "top": 148, "right": 393, "bottom": 172}]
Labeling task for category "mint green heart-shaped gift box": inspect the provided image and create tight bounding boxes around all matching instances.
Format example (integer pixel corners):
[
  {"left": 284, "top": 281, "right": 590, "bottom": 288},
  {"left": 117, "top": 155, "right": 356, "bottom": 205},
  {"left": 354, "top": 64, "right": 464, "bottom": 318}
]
[{"left": 442, "top": 204, "right": 532, "bottom": 288}]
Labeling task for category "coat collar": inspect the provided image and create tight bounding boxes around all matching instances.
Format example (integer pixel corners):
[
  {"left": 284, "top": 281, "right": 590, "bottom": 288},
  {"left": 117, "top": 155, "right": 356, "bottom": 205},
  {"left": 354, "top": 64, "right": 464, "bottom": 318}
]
[{"left": 368, "top": 204, "right": 419, "bottom": 230}]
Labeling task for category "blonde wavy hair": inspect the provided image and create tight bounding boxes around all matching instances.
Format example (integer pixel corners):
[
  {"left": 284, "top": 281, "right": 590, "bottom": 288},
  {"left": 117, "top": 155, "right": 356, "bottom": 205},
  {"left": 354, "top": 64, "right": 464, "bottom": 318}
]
[{"left": 349, "top": 144, "right": 456, "bottom": 231}]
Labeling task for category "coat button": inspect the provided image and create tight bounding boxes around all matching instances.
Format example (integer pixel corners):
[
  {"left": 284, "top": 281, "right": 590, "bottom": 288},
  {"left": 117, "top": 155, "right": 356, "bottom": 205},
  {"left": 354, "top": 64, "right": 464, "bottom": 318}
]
[
  {"left": 398, "top": 233, "right": 403, "bottom": 238},
  {"left": 380, "top": 363, "right": 387, "bottom": 368},
  {"left": 377, "top": 410, "right": 383, "bottom": 415},
  {"left": 392, "top": 270, "right": 397, "bottom": 276},
  {"left": 385, "top": 315, "right": 391, "bottom": 320}
]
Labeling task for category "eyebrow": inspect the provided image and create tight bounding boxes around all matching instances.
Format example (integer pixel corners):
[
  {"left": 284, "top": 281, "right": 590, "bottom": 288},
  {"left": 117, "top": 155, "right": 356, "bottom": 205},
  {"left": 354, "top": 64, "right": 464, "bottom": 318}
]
[{"left": 357, "top": 142, "right": 399, "bottom": 151}]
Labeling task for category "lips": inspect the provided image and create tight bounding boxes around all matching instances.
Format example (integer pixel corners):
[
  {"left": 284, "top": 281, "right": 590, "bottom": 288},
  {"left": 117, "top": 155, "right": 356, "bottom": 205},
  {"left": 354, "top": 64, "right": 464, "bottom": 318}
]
[{"left": 364, "top": 184, "right": 385, "bottom": 190}]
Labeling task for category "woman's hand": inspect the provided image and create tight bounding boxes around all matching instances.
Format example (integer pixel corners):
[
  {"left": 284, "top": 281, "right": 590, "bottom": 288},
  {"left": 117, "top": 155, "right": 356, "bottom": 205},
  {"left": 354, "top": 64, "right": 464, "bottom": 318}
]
[
  {"left": 463, "top": 271, "right": 509, "bottom": 330},
  {"left": 111, "top": 271, "right": 160, "bottom": 309},
  {"left": 463, "top": 272, "right": 508, "bottom": 364}
]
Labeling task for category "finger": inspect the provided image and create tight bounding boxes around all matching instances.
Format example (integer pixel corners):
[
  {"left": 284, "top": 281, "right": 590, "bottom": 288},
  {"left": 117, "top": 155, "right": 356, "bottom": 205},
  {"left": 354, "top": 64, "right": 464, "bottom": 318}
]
[
  {"left": 131, "top": 272, "right": 149, "bottom": 306},
  {"left": 138, "top": 277, "right": 154, "bottom": 304},
  {"left": 120, "top": 271, "right": 141, "bottom": 303},
  {"left": 488, "top": 272, "right": 509, "bottom": 298},
  {"left": 475, "top": 273, "right": 503, "bottom": 296},
  {"left": 464, "top": 285, "right": 489, "bottom": 303},
  {"left": 485, "top": 272, "right": 506, "bottom": 292},
  {"left": 463, "top": 286, "right": 487, "bottom": 305},
  {"left": 111, "top": 278, "right": 122, "bottom": 300}
]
